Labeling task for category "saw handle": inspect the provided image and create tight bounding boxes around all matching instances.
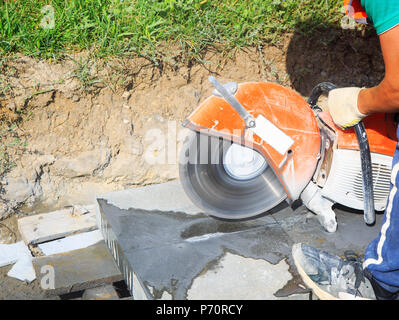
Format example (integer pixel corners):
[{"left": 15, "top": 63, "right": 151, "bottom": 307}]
[
  {"left": 354, "top": 122, "right": 376, "bottom": 225},
  {"left": 208, "top": 76, "right": 256, "bottom": 128},
  {"left": 308, "top": 83, "right": 376, "bottom": 226},
  {"left": 307, "top": 82, "right": 338, "bottom": 108}
]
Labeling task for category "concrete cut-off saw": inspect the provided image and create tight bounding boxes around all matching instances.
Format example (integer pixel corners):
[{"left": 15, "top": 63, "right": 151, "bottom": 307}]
[{"left": 179, "top": 77, "right": 398, "bottom": 232}]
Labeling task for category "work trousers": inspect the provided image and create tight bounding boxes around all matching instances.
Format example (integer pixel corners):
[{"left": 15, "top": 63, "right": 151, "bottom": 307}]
[{"left": 364, "top": 125, "right": 399, "bottom": 292}]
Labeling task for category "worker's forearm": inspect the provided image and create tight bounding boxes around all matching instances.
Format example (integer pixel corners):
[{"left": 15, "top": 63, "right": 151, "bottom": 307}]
[
  {"left": 357, "top": 25, "right": 399, "bottom": 115},
  {"left": 358, "top": 79, "right": 399, "bottom": 115}
]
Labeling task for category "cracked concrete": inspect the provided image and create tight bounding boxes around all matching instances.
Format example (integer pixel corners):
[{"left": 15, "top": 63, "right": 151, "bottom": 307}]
[{"left": 96, "top": 181, "right": 384, "bottom": 300}]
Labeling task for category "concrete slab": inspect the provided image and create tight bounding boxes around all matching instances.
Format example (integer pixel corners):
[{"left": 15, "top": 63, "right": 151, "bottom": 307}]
[
  {"left": 97, "top": 181, "right": 204, "bottom": 215},
  {"left": 186, "top": 252, "right": 300, "bottom": 300},
  {"left": 38, "top": 230, "right": 103, "bottom": 256},
  {"left": 18, "top": 205, "right": 97, "bottom": 245},
  {"left": 96, "top": 181, "right": 384, "bottom": 300},
  {"left": 272, "top": 205, "right": 384, "bottom": 256},
  {"left": 82, "top": 284, "right": 119, "bottom": 300},
  {"left": 33, "top": 242, "right": 123, "bottom": 296}
]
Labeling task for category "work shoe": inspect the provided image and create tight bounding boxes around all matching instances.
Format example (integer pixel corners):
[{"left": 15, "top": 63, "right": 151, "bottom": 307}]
[{"left": 292, "top": 243, "right": 376, "bottom": 300}]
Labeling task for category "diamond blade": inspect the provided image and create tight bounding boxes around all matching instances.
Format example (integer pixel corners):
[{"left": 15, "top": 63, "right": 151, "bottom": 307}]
[{"left": 179, "top": 132, "right": 287, "bottom": 220}]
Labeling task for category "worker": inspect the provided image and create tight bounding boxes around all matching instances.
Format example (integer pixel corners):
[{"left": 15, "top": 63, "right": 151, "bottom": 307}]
[{"left": 292, "top": 0, "right": 399, "bottom": 300}]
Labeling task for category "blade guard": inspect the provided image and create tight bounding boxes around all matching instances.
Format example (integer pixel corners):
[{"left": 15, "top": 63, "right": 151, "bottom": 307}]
[{"left": 183, "top": 82, "right": 321, "bottom": 201}]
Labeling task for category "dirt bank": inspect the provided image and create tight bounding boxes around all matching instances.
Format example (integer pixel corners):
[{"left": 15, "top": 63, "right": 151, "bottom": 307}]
[{"left": 0, "top": 27, "right": 384, "bottom": 221}]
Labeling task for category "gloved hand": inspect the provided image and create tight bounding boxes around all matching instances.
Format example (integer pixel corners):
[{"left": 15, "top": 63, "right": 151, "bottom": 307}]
[{"left": 327, "top": 87, "right": 367, "bottom": 129}]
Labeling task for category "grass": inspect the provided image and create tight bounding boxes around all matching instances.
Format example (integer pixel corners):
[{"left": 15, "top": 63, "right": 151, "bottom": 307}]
[{"left": 0, "top": 0, "right": 343, "bottom": 63}]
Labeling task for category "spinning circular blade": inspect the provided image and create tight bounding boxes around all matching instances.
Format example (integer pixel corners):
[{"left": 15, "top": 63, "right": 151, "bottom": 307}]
[{"left": 179, "top": 131, "right": 287, "bottom": 220}]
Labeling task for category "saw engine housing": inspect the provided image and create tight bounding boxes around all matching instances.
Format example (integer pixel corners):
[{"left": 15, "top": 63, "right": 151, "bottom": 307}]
[
  {"left": 312, "top": 111, "right": 396, "bottom": 212},
  {"left": 179, "top": 80, "right": 397, "bottom": 230}
]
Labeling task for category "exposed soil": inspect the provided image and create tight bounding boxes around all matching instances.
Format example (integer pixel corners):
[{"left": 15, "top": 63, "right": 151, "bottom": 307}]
[
  {"left": 0, "top": 26, "right": 386, "bottom": 299},
  {"left": 0, "top": 266, "right": 60, "bottom": 300}
]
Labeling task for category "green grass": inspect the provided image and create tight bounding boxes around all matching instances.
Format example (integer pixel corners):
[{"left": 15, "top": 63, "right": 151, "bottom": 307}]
[{"left": 0, "top": 0, "right": 342, "bottom": 63}]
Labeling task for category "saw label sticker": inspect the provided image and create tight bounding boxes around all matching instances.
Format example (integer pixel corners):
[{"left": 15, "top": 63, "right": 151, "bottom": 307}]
[{"left": 251, "top": 114, "right": 294, "bottom": 155}]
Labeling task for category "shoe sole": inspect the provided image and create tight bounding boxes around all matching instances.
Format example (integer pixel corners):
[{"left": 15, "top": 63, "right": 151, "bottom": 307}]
[{"left": 292, "top": 244, "right": 370, "bottom": 300}]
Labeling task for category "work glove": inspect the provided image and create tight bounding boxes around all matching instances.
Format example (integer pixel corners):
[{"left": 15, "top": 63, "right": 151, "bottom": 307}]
[{"left": 327, "top": 87, "right": 367, "bottom": 129}]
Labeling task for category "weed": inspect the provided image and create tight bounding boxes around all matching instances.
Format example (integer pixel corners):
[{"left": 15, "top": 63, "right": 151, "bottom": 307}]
[
  {"left": 0, "top": 124, "right": 24, "bottom": 177},
  {"left": 69, "top": 56, "right": 102, "bottom": 91}
]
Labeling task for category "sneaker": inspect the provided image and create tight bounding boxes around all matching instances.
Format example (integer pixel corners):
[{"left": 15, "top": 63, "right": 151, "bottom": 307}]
[{"left": 292, "top": 243, "right": 376, "bottom": 300}]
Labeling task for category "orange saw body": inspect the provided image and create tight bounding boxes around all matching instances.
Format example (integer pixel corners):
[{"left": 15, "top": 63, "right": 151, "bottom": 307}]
[{"left": 179, "top": 79, "right": 397, "bottom": 232}]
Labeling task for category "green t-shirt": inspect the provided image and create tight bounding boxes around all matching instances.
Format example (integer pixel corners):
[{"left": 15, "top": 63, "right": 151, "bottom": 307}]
[{"left": 360, "top": 0, "right": 399, "bottom": 34}]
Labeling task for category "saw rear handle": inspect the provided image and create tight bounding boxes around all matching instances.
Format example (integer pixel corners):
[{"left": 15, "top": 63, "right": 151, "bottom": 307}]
[{"left": 308, "top": 82, "right": 376, "bottom": 226}]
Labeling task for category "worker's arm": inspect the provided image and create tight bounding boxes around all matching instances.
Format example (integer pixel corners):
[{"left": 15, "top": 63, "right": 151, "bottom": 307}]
[
  {"left": 358, "top": 25, "right": 399, "bottom": 114},
  {"left": 327, "top": 25, "right": 399, "bottom": 129}
]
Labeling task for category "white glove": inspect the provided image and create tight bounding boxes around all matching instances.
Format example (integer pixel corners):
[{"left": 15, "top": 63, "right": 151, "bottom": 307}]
[{"left": 327, "top": 87, "right": 367, "bottom": 129}]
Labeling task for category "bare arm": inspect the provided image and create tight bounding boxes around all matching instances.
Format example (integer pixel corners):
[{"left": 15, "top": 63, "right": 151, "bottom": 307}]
[{"left": 358, "top": 25, "right": 399, "bottom": 114}]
